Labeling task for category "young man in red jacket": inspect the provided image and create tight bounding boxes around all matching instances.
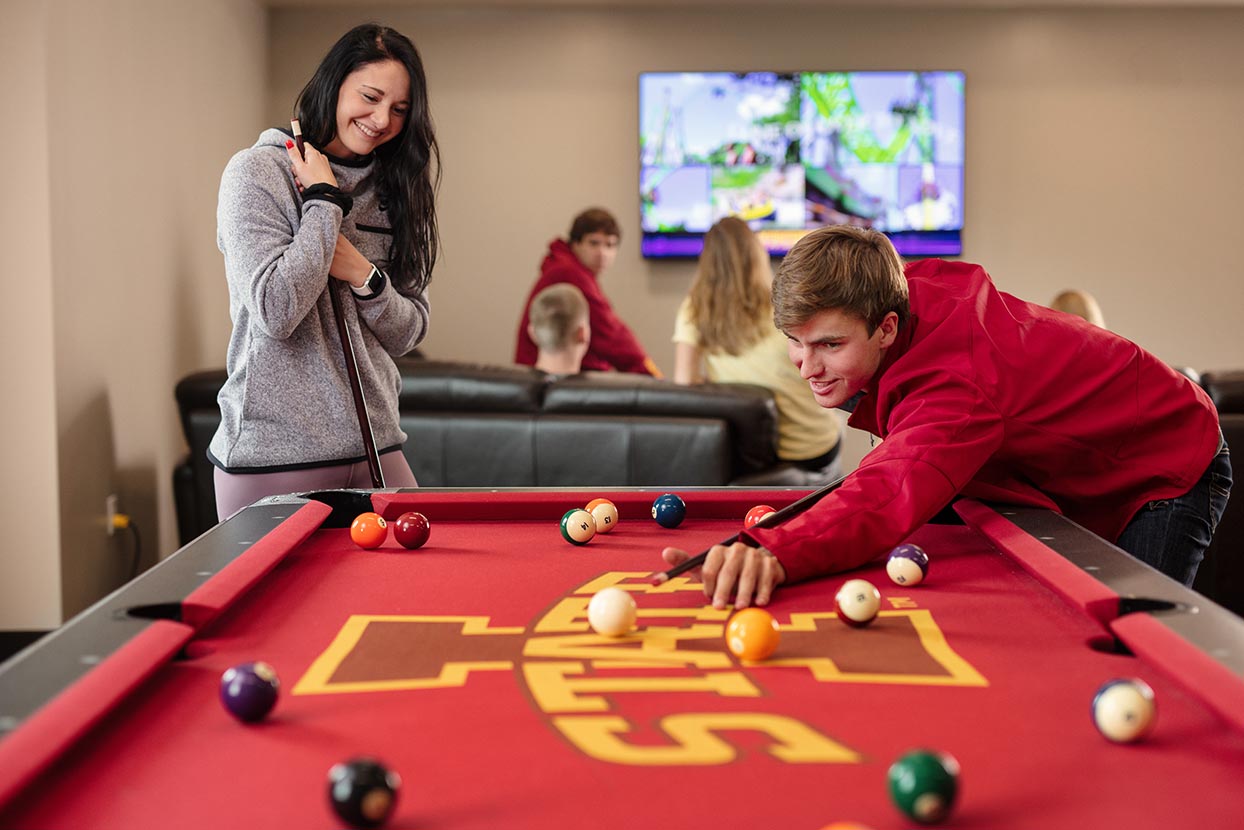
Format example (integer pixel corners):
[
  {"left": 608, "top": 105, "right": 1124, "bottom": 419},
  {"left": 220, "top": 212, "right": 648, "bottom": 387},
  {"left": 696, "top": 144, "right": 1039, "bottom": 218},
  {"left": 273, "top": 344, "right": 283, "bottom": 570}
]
[
  {"left": 663, "top": 225, "right": 1231, "bottom": 608},
  {"left": 515, "top": 208, "right": 662, "bottom": 376}
]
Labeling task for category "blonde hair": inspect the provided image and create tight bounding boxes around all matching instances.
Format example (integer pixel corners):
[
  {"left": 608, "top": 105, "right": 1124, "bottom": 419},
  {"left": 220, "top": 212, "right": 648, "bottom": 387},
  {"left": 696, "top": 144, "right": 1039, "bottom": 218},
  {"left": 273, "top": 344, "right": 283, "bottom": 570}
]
[
  {"left": 1050, "top": 289, "right": 1105, "bottom": 328},
  {"left": 529, "top": 284, "right": 589, "bottom": 350},
  {"left": 687, "top": 217, "right": 773, "bottom": 356},
  {"left": 773, "top": 225, "right": 909, "bottom": 333}
]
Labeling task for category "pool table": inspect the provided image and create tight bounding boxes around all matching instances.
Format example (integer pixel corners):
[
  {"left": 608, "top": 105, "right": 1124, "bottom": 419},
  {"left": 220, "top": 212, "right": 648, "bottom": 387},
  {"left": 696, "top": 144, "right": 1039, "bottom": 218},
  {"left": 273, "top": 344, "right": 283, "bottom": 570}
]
[{"left": 2, "top": 488, "right": 1244, "bottom": 829}]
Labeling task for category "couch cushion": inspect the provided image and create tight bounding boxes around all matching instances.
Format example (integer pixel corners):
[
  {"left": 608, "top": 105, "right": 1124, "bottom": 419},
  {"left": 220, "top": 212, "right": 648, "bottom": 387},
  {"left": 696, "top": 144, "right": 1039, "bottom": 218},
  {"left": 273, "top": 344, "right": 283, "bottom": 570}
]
[
  {"left": 397, "top": 358, "right": 546, "bottom": 413},
  {"left": 1202, "top": 370, "right": 1244, "bottom": 414},
  {"left": 534, "top": 415, "right": 731, "bottom": 487},
  {"left": 542, "top": 372, "right": 779, "bottom": 476}
]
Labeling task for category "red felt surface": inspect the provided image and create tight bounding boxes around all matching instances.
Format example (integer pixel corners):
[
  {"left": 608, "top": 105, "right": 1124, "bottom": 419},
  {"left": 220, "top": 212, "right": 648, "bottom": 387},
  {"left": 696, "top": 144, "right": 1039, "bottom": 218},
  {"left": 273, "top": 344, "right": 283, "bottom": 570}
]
[
  {"left": 3, "top": 491, "right": 1243, "bottom": 829},
  {"left": 182, "top": 501, "right": 331, "bottom": 629},
  {"left": 0, "top": 620, "right": 194, "bottom": 809}
]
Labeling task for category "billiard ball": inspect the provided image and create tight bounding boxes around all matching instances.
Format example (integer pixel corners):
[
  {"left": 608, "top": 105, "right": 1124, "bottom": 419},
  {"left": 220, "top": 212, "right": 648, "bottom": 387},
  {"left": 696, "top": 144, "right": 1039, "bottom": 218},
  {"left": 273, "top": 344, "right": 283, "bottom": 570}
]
[
  {"left": 887, "top": 749, "right": 960, "bottom": 824},
  {"left": 393, "top": 512, "right": 430, "bottom": 549},
  {"left": 886, "top": 543, "right": 929, "bottom": 586},
  {"left": 725, "top": 607, "right": 781, "bottom": 661},
  {"left": 350, "top": 512, "right": 388, "bottom": 549},
  {"left": 834, "top": 578, "right": 881, "bottom": 627},
  {"left": 219, "top": 661, "right": 279, "bottom": 723},
  {"left": 1092, "top": 677, "right": 1157, "bottom": 743},
  {"left": 586, "top": 498, "right": 619, "bottom": 534},
  {"left": 587, "top": 586, "right": 638, "bottom": 637},
  {"left": 651, "top": 493, "right": 687, "bottom": 528},
  {"left": 327, "top": 757, "right": 401, "bottom": 828},
  {"left": 743, "top": 504, "right": 777, "bottom": 530},
  {"left": 560, "top": 508, "right": 597, "bottom": 545}
]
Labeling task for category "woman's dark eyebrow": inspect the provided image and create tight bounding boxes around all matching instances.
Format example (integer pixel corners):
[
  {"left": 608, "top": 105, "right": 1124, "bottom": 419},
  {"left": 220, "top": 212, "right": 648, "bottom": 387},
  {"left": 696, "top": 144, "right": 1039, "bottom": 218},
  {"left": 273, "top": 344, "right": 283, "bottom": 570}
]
[{"left": 359, "top": 83, "right": 410, "bottom": 105}]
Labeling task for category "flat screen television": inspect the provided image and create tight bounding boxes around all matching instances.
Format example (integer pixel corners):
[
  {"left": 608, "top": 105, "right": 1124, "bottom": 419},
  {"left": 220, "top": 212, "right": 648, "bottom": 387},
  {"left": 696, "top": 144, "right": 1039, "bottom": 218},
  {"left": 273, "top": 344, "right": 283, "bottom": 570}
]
[{"left": 639, "top": 71, "right": 965, "bottom": 258}]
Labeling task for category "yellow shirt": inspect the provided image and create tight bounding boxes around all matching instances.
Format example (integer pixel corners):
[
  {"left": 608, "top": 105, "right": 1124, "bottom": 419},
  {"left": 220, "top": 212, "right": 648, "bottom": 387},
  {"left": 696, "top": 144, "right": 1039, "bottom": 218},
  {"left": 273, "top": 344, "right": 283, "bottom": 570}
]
[{"left": 673, "top": 298, "right": 840, "bottom": 462}]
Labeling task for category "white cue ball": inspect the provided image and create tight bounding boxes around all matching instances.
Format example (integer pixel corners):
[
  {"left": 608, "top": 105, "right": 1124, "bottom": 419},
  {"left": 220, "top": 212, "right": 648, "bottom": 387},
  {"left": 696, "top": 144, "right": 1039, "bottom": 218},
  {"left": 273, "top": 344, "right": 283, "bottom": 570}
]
[
  {"left": 1092, "top": 678, "right": 1157, "bottom": 743},
  {"left": 834, "top": 578, "right": 882, "bottom": 627},
  {"left": 587, "top": 587, "right": 638, "bottom": 637}
]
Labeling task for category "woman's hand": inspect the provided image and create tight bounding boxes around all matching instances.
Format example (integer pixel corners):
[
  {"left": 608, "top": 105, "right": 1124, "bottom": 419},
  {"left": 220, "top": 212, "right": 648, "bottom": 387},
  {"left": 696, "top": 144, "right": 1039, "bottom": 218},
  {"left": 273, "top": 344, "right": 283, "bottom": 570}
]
[
  {"left": 285, "top": 139, "right": 338, "bottom": 191},
  {"left": 328, "top": 235, "right": 373, "bottom": 288},
  {"left": 660, "top": 542, "right": 786, "bottom": 609}
]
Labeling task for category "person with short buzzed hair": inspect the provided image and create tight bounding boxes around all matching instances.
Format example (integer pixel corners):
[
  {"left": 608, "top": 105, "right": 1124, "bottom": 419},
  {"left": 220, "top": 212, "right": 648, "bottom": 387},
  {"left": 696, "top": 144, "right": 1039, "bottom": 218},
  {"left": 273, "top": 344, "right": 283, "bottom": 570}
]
[
  {"left": 515, "top": 208, "right": 662, "bottom": 376},
  {"left": 528, "top": 283, "right": 590, "bottom": 376}
]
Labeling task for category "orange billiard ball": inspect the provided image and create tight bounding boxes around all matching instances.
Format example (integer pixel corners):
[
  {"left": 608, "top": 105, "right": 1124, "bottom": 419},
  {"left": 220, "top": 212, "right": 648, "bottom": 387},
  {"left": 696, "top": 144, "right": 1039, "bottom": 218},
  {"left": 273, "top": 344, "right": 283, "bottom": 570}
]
[
  {"left": 585, "top": 498, "right": 619, "bottom": 534},
  {"left": 350, "top": 512, "right": 388, "bottom": 549},
  {"left": 725, "top": 607, "right": 781, "bottom": 661}
]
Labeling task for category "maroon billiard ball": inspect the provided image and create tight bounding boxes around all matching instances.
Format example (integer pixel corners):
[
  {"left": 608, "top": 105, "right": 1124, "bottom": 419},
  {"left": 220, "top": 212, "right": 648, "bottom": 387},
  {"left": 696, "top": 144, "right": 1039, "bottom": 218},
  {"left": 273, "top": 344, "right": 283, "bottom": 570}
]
[{"left": 393, "top": 512, "right": 430, "bottom": 550}]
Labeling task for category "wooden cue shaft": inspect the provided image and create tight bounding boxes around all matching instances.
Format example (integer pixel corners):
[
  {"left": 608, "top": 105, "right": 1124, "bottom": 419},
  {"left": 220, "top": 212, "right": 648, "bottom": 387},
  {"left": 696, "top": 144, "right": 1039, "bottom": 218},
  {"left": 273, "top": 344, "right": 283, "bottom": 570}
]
[
  {"left": 328, "top": 285, "right": 386, "bottom": 489},
  {"left": 291, "top": 119, "right": 385, "bottom": 489}
]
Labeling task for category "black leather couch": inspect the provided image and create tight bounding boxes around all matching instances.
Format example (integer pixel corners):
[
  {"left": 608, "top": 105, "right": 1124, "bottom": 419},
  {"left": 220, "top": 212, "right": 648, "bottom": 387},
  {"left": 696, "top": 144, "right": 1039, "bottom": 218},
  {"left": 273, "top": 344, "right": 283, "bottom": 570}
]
[
  {"left": 173, "top": 359, "right": 787, "bottom": 545},
  {"left": 1192, "top": 370, "right": 1244, "bottom": 617}
]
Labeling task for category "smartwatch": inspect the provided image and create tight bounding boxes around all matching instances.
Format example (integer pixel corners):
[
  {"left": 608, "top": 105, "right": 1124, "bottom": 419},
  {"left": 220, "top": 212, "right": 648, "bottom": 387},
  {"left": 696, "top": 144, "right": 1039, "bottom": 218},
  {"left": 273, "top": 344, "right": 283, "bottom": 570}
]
[{"left": 352, "top": 264, "right": 386, "bottom": 298}]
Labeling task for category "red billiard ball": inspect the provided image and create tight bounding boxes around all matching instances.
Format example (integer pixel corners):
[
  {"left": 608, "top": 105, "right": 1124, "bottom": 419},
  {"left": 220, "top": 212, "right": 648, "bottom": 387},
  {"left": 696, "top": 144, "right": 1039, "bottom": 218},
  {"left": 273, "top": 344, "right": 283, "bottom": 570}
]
[
  {"left": 743, "top": 504, "right": 777, "bottom": 530},
  {"left": 393, "top": 512, "right": 431, "bottom": 550},
  {"left": 834, "top": 578, "right": 881, "bottom": 627},
  {"left": 350, "top": 512, "right": 388, "bottom": 549}
]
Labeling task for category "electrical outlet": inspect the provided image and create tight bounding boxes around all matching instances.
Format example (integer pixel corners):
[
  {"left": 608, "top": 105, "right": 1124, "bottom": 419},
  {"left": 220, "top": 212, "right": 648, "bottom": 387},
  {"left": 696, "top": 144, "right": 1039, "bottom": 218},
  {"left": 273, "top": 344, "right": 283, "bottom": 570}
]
[{"left": 105, "top": 494, "right": 119, "bottom": 536}]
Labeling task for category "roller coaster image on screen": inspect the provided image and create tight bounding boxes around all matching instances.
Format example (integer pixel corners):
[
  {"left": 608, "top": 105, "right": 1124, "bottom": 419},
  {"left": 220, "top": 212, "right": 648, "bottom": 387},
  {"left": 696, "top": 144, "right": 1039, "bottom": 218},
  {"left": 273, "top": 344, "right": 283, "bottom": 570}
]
[{"left": 639, "top": 71, "right": 964, "bottom": 258}]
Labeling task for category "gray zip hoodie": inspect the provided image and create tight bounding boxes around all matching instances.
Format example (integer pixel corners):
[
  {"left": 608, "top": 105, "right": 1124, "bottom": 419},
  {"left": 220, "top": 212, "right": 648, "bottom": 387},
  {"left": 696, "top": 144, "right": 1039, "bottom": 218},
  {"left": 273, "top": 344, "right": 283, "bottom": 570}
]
[{"left": 209, "top": 128, "right": 429, "bottom": 472}]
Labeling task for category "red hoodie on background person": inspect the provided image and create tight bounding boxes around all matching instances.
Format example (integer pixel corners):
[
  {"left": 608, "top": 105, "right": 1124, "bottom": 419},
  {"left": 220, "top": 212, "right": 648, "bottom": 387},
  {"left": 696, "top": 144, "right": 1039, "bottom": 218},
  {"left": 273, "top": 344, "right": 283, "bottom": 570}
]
[{"left": 515, "top": 208, "right": 662, "bottom": 376}]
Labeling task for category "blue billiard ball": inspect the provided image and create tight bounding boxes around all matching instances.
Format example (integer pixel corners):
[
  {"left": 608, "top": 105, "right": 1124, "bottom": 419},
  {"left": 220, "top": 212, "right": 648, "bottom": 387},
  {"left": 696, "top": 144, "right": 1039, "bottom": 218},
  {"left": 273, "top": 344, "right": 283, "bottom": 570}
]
[
  {"left": 220, "top": 661, "right": 280, "bottom": 723},
  {"left": 651, "top": 493, "right": 687, "bottom": 529}
]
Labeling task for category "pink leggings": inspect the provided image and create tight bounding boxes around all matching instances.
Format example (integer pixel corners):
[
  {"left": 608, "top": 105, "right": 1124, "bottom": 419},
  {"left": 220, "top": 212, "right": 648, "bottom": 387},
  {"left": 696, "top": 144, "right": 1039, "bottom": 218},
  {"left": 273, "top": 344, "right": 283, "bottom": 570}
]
[{"left": 214, "top": 452, "right": 417, "bottom": 521}]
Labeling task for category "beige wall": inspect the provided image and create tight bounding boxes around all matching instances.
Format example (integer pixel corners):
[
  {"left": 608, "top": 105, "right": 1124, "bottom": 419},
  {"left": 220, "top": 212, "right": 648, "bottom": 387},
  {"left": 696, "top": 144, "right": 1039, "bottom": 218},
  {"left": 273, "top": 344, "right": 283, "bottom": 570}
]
[
  {"left": 2, "top": 1, "right": 1241, "bottom": 627},
  {"left": 1, "top": 2, "right": 62, "bottom": 629},
  {"left": 0, "top": 0, "right": 266, "bottom": 628},
  {"left": 271, "top": 3, "right": 1244, "bottom": 471}
]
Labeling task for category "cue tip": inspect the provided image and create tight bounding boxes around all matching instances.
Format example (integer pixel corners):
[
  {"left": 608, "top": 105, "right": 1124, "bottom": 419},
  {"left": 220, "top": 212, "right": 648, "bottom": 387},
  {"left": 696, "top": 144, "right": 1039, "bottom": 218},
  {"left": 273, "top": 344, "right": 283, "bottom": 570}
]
[{"left": 650, "top": 573, "right": 670, "bottom": 586}]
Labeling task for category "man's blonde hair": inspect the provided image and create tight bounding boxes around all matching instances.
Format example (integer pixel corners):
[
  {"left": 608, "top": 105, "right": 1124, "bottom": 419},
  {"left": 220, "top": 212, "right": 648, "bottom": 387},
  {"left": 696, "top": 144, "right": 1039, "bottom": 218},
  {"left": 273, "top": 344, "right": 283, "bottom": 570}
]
[
  {"left": 1049, "top": 289, "right": 1105, "bottom": 328},
  {"left": 529, "top": 283, "right": 589, "bottom": 350},
  {"left": 773, "top": 225, "right": 909, "bottom": 334}
]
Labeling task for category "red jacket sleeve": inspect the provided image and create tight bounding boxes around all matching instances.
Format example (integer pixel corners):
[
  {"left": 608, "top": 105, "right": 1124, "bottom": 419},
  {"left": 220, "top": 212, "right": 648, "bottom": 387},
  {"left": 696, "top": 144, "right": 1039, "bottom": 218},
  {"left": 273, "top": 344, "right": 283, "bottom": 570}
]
[
  {"left": 576, "top": 277, "right": 659, "bottom": 376},
  {"left": 748, "top": 371, "right": 1004, "bottom": 583}
]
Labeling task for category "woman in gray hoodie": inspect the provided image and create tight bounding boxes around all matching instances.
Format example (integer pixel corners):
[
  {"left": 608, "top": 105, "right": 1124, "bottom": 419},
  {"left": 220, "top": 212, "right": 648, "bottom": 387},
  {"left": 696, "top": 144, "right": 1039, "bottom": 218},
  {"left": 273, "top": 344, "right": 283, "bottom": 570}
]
[{"left": 211, "top": 23, "right": 439, "bottom": 519}]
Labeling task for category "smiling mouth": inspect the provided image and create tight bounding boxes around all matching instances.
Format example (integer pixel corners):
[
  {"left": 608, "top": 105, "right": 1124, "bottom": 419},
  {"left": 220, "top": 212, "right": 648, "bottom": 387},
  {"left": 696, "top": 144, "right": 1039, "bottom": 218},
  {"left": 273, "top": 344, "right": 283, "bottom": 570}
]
[{"left": 353, "top": 120, "right": 381, "bottom": 139}]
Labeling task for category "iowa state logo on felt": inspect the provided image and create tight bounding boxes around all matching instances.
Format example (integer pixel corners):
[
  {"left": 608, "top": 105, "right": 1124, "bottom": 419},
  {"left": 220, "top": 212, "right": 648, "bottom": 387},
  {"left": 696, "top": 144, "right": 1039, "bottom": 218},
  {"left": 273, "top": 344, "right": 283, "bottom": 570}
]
[{"left": 293, "top": 572, "right": 986, "bottom": 766}]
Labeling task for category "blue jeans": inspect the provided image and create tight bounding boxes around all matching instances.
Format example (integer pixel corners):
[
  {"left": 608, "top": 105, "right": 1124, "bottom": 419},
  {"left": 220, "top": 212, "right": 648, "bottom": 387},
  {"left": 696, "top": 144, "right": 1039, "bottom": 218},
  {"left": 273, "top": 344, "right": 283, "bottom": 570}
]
[{"left": 1115, "top": 436, "right": 1232, "bottom": 587}]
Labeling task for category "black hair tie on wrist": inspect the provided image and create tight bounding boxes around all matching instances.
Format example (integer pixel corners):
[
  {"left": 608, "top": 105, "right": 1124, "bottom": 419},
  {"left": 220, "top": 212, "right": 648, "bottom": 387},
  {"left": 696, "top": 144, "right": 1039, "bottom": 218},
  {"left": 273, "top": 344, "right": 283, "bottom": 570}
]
[{"left": 301, "top": 183, "right": 353, "bottom": 217}]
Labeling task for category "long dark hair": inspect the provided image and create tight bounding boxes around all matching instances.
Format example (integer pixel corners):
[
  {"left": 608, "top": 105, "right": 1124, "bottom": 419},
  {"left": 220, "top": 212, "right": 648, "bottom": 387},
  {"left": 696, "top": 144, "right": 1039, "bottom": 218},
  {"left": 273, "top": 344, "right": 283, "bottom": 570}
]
[{"left": 295, "top": 23, "right": 440, "bottom": 294}]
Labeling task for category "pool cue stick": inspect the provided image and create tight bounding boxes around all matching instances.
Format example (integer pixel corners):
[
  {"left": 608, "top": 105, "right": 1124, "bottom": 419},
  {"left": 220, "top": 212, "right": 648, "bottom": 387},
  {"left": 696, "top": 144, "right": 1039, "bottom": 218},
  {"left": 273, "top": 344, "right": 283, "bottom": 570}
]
[
  {"left": 292, "top": 120, "right": 386, "bottom": 489},
  {"left": 650, "top": 474, "right": 848, "bottom": 584}
]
